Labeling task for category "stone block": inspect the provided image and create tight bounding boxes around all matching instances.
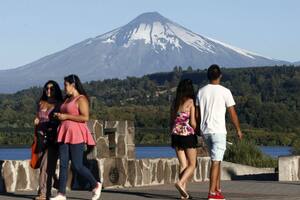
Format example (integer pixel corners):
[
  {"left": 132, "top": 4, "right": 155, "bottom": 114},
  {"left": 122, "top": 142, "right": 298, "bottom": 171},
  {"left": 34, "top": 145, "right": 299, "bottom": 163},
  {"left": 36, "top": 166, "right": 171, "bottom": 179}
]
[
  {"left": 127, "top": 144, "right": 136, "bottom": 160},
  {"left": 279, "top": 156, "right": 300, "bottom": 181},
  {"left": 117, "top": 121, "right": 127, "bottom": 135},
  {"left": 108, "top": 133, "right": 116, "bottom": 157},
  {"left": 105, "top": 121, "right": 117, "bottom": 129},
  {"left": 164, "top": 161, "right": 171, "bottom": 184},
  {"left": 126, "top": 132, "right": 135, "bottom": 145},
  {"left": 102, "top": 158, "right": 127, "bottom": 188},
  {"left": 196, "top": 137, "right": 209, "bottom": 157},
  {"left": 94, "top": 120, "right": 104, "bottom": 138},
  {"left": 171, "top": 164, "right": 177, "bottom": 183},
  {"left": 2, "top": 161, "right": 16, "bottom": 192},
  {"left": 127, "top": 121, "right": 134, "bottom": 130},
  {"left": 151, "top": 162, "right": 157, "bottom": 184},
  {"left": 87, "top": 120, "right": 96, "bottom": 133},
  {"left": 140, "top": 159, "right": 151, "bottom": 185},
  {"left": 157, "top": 160, "right": 164, "bottom": 183},
  {"left": 127, "top": 160, "right": 136, "bottom": 186},
  {"left": 16, "top": 163, "right": 28, "bottom": 190},
  {"left": 117, "top": 135, "right": 126, "bottom": 158},
  {"left": 97, "top": 138, "right": 109, "bottom": 158},
  {"left": 195, "top": 161, "right": 201, "bottom": 181},
  {"left": 136, "top": 160, "right": 143, "bottom": 186},
  {"left": 28, "top": 165, "right": 39, "bottom": 190}
]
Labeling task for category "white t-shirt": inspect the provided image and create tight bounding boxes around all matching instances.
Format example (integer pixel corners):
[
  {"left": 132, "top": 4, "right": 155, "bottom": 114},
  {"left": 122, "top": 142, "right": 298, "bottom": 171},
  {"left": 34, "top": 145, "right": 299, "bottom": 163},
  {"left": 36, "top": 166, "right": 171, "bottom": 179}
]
[{"left": 196, "top": 84, "right": 235, "bottom": 135}]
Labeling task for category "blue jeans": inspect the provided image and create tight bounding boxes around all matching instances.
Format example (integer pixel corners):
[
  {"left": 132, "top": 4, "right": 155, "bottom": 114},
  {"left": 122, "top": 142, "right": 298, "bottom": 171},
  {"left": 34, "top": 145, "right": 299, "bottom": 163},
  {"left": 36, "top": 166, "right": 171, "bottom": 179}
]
[{"left": 58, "top": 143, "right": 97, "bottom": 194}]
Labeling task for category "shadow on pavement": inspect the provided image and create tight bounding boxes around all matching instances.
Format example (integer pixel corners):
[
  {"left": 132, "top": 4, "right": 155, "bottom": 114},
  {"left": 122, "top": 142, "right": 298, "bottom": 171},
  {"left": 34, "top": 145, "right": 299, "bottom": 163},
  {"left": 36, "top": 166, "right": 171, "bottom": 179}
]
[
  {"left": 230, "top": 173, "right": 278, "bottom": 181},
  {"left": 103, "top": 190, "right": 207, "bottom": 200},
  {"left": 0, "top": 192, "right": 34, "bottom": 199}
]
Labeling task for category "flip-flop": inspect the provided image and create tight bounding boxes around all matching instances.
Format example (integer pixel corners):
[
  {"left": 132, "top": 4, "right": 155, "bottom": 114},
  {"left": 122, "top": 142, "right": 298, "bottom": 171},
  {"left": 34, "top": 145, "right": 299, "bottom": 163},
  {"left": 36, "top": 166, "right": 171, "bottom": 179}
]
[
  {"left": 175, "top": 182, "right": 189, "bottom": 198},
  {"left": 181, "top": 195, "right": 192, "bottom": 199}
]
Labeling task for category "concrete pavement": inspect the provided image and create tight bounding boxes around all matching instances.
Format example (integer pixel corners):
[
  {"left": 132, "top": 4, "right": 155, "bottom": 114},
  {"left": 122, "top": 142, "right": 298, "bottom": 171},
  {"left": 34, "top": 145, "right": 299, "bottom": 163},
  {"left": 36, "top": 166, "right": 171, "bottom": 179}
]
[{"left": 1, "top": 180, "right": 300, "bottom": 200}]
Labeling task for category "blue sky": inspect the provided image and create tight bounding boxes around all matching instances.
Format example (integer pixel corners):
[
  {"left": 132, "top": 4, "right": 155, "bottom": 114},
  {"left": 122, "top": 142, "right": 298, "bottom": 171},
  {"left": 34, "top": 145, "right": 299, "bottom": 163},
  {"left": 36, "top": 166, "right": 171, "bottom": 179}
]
[{"left": 0, "top": 0, "right": 299, "bottom": 70}]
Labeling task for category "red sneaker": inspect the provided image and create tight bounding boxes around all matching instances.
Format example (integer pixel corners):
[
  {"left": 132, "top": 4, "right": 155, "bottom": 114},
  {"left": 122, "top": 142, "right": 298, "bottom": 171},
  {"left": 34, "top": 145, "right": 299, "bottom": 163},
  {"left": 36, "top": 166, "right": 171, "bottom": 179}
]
[
  {"left": 208, "top": 192, "right": 225, "bottom": 200},
  {"left": 216, "top": 190, "right": 225, "bottom": 199},
  {"left": 217, "top": 191, "right": 225, "bottom": 199}
]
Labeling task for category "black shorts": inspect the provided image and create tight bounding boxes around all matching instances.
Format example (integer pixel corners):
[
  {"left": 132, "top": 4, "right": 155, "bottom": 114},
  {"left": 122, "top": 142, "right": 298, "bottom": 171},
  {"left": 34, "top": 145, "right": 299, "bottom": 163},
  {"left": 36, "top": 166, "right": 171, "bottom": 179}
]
[{"left": 171, "top": 134, "right": 198, "bottom": 149}]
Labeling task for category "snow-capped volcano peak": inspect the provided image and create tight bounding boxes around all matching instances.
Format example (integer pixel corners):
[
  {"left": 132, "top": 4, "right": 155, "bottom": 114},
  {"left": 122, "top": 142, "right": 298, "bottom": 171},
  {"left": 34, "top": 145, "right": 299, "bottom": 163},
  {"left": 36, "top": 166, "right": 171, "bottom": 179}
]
[
  {"left": 127, "top": 12, "right": 171, "bottom": 25},
  {"left": 97, "top": 12, "right": 212, "bottom": 52},
  {"left": 98, "top": 12, "right": 183, "bottom": 51},
  {"left": 96, "top": 12, "right": 259, "bottom": 57}
]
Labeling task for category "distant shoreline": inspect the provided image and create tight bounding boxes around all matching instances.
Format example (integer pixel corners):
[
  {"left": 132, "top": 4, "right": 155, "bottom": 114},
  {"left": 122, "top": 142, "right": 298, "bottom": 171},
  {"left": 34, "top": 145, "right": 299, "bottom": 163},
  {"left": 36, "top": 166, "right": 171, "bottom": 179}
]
[
  {"left": 0, "top": 144, "right": 169, "bottom": 148},
  {"left": 0, "top": 144, "right": 292, "bottom": 148},
  {"left": 0, "top": 145, "right": 30, "bottom": 148}
]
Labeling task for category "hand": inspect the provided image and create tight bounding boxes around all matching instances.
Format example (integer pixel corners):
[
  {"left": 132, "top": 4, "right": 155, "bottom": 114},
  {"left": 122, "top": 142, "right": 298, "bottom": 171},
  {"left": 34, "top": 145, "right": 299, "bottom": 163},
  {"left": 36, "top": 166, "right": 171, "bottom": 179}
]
[
  {"left": 237, "top": 130, "right": 243, "bottom": 140},
  {"left": 54, "top": 113, "right": 68, "bottom": 121},
  {"left": 34, "top": 117, "right": 39, "bottom": 125}
]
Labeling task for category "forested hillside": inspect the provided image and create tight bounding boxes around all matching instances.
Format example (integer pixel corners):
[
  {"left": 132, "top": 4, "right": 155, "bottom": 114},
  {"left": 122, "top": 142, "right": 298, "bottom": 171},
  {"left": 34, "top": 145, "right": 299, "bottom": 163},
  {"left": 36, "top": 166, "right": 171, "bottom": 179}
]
[{"left": 1, "top": 65, "right": 299, "bottom": 153}]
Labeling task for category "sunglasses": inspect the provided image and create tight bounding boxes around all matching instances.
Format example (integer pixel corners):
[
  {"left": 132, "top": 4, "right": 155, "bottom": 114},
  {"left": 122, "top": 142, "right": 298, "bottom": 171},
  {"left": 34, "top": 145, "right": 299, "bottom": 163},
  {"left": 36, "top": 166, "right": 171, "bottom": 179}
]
[{"left": 46, "top": 86, "right": 54, "bottom": 91}]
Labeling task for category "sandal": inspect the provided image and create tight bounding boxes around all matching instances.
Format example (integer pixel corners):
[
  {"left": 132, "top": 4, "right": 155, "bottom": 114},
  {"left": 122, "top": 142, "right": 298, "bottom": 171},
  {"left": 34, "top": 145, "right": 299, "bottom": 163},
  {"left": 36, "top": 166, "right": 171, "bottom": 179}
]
[
  {"left": 34, "top": 194, "right": 47, "bottom": 200},
  {"left": 175, "top": 182, "right": 189, "bottom": 199}
]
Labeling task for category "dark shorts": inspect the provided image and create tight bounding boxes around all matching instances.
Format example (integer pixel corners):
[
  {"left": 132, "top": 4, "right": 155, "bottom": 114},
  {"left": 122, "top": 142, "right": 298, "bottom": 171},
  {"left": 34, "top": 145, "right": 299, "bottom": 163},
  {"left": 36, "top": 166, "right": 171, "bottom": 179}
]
[{"left": 171, "top": 134, "right": 198, "bottom": 149}]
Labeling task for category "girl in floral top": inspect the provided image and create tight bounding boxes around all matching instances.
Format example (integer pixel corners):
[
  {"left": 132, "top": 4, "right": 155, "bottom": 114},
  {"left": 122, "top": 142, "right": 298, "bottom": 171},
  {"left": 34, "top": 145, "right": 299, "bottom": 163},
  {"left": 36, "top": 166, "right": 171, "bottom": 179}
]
[{"left": 170, "top": 79, "right": 197, "bottom": 199}]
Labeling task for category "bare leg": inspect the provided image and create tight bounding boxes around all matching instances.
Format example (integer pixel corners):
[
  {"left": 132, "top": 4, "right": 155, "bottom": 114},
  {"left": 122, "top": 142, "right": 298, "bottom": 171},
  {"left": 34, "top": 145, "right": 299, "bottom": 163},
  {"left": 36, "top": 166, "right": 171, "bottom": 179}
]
[
  {"left": 209, "top": 161, "right": 220, "bottom": 193},
  {"left": 216, "top": 162, "right": 221, "bottom": 191},
  {"left": 175, "top": 148, "right": 188, "bottom": 197},
  {"left": 179, "top": 148, "right": 197, "bottom": 184},
  {"left": 175, "top": 148, "right": 197, "bottom": 199}
]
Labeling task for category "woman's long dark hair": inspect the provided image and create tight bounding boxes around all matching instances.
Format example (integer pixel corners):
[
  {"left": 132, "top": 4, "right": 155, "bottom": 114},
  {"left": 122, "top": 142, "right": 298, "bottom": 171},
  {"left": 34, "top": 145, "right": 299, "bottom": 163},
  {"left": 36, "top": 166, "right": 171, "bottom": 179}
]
[
  {"left": 64, "top": 74, "right": 89, "bottom": 101},
  {"left": 170, "top": 79, "right": 195, "bottom": 129},
  {"left": 40, "top": 80, "right": 63, "bottom": 103},
  {"left": 173, "top": 79, "right": 195, "bottom": 112}
]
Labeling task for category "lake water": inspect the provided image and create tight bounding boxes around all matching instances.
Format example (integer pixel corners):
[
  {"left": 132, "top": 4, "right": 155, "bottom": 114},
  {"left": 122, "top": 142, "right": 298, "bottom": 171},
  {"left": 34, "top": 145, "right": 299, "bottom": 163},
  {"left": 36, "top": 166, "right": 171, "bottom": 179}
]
[{"left": 0, "top": 146, "right": 293, "bottom": 160}]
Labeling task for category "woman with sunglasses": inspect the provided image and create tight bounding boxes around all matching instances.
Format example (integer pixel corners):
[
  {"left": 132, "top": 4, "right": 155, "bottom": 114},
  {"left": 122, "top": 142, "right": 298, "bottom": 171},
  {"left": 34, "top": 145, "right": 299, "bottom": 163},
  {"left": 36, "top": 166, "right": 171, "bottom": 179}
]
[
  {"left": 50, "top": 74, "right": 101, "bottom": 200},
  {"left": 33, "top": 80, "right": 63, "bottom": 200}
]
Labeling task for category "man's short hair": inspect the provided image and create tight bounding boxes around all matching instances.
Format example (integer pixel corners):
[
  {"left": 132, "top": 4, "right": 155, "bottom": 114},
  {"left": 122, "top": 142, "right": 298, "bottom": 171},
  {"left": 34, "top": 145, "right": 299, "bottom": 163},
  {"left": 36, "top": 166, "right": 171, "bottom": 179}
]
[{"left": 207, "top": 64, "right": 222, "bottom": 81}]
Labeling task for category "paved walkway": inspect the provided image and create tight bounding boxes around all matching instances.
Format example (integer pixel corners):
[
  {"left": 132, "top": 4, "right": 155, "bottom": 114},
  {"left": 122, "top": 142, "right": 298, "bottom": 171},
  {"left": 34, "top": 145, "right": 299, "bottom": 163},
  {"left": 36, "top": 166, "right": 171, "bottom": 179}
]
[{"left": 1, "top": 180, "right": 300, "bottom": 200}]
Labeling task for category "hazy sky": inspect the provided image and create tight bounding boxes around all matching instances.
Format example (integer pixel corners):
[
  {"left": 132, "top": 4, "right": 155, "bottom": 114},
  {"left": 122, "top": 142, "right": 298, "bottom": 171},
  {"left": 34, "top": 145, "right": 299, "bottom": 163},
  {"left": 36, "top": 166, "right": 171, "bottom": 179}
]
[{"left": 0, "top": 0, "right": 299, "bottom": 70}]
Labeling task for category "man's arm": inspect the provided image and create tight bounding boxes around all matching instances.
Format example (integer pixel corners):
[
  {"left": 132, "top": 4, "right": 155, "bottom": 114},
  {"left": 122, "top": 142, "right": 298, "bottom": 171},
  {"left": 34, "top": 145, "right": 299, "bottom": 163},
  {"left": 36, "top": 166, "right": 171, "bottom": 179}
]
[
  {"left": 195, "top": 105, "right": 201, "bottom": 135},
  {"left": 227, "top": 106, "right": 243, "bottom": 140}
]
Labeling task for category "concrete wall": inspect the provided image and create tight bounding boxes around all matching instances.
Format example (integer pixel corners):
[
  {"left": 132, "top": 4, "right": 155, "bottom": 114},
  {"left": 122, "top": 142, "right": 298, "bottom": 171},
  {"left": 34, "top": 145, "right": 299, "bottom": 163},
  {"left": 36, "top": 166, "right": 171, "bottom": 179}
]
[
  {"left": 0, "top": 120, "right": 276, "bottom": 192},
  {"left": 279, "top": 156, "right": 300, "bottom": 181},
  {"left": 0, "top": 156, "right": 276, "bottom": 192}
]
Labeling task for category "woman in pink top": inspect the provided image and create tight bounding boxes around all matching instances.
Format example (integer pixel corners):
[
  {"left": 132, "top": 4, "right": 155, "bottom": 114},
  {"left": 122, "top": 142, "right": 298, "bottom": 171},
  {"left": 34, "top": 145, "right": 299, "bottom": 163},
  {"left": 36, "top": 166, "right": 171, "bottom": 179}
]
[
  {"left": 170, "top": 79, "right": 197, "bottom": 199},
  {"left": 50, "top": 75, "right": 101, "bottom": 200}
]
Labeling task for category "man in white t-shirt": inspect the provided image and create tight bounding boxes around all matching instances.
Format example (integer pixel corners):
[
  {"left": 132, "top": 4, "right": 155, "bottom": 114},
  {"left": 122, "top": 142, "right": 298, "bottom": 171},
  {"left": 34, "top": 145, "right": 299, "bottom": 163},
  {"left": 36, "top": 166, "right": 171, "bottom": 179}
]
[{"left": 196, "top": 64, "right": 243, "bottom": 200}]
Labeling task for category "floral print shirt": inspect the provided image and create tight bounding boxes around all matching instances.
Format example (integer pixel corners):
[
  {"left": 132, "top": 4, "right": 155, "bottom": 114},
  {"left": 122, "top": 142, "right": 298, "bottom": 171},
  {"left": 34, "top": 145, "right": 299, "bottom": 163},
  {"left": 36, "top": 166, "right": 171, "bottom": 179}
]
[{"left": 172, "top": 112, "right": 195, "bottom": 136}]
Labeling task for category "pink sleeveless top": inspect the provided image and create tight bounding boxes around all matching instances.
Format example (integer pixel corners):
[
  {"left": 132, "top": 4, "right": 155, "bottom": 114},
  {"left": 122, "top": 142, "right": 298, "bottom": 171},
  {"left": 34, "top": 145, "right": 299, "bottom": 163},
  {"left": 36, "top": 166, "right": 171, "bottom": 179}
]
[{"left": 57, "top": 95, "right": 95, "bottom": 145}]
